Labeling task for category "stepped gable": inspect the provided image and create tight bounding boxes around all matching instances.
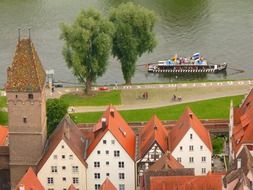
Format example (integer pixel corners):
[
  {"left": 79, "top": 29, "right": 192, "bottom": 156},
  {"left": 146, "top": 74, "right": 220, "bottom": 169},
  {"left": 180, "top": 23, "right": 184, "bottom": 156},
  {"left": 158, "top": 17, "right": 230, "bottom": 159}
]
[
  {"left": 6, "top": 39, "right": 45, "bottom": 92},
  {"left": 168, "top": 107, "right": 212, "bottom": 152},
  {"left": 139, "top": 115, "right": 168, "bottom": 159},
  {"left": 100, "top": 178, "right": 117, "bottom": 190},
  {"left": 15, "top": 167, "right": 44, "bottom": 190},
  {"left": 232, "top": 89, "right": 253, "bottom": 155},
  {"left": 0, "top": 125, "right": 8, "bottom": 145},
  {"left": 224, "top": 146, "right": 253, "bottom": 189},
  {"left": 148, "top": 151, "right": 183, "bottom": 171},
  {"left": 68, "top": 184, "right": 77, "bottom": 190},
  {"left": 150, "top": 175, "right": 223, "bottom": 190},
  {"left": 87, "top": 105, "right": 136, "bottom": 160},
  {"left": 37, "top": 115, "right": 87, "bottom": 172}
]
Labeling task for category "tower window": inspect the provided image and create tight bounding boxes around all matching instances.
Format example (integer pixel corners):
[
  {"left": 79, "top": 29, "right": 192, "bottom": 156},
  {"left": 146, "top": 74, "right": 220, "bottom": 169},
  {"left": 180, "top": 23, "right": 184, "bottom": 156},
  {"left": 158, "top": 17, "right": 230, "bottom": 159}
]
[
  {"left": 28, "top": 93, "right": 33, "bottom": 100},
  {"left": 15, "top": 95, "right": 18, "bottom": 98},
  {"left": 23, "top": 117, "right": 27, "bottom": 123}
]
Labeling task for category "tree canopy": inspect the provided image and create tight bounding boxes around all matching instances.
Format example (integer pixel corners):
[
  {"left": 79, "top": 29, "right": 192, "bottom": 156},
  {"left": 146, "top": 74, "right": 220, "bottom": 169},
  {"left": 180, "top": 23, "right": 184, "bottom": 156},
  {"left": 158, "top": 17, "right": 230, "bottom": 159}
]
[
  {"left": 60, "top": 9, "right": 114, "bottom": 94},
  {"left": 110, "top": 2, "right": 157, "bottom": 84},
  {"left": 46, "top": 99, "right": 68, "bottom": 136}
]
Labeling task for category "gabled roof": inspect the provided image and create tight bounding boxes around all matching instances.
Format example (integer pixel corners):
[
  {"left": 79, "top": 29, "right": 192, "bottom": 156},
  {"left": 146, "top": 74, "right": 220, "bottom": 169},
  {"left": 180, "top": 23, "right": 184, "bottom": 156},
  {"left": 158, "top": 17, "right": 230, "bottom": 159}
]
[
  {"left": 68, "top": 184, "right": 77, "bottom": 190},
  {"left": 6, "top": 39, "right": 45, "bottom": 92},
  {"left": 37, "top": 115, "right": 87, "bottom": 172},
  {"left": 150, "top": 175, "right": 223, "bottom": 190},
  {"left": 168, "top": 107, "right": 212, "bottom": 152},
  {"left": 0, "top": 125, "right": 8, "bottom": 145},
  {"left": 100, "top": 178, "right": 117, "bottom": 190},
  {"left": 87, "top": 105, "right": 136, "bottom": 160},
  {"left": 224, "top": 146, "right": 253, "bottom": 187},
  {"left": 15, "top": 167, "right": 44, "bottom": 190},
  {"left": 139, "top": 115, "right": 168, "bottom": 159},
  {"left": 148, "top": 151, "right": 184, "bottom": 171},
  {"left": 232, "top": 88, "right": 253, "bottom": 155}
]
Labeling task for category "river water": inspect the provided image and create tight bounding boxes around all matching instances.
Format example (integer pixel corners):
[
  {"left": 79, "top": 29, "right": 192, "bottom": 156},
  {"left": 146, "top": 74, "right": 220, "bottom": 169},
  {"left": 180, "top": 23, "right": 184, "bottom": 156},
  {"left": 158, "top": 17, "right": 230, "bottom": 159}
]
[{"left": 1, "top": 0, "right": 253, "bottom": 87}]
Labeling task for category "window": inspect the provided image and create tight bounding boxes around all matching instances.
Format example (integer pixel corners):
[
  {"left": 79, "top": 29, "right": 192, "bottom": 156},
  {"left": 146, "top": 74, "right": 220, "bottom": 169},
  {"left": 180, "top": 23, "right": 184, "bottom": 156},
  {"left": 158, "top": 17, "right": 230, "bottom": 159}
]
[
  {"left": 28, "top": 93, "right": 33, "bottom": 100},
  {"left": 94, "top": 162, "right": 100, "bottom": 168},
  {"left": 103, "top": 140, "right": 107, "bottom": 144},
  {"left": 190, "top": 133, "right": 193, "bottom": 139},
  {"left": 62, "top": 155, "right": 65, "bottom": 159},
  {"left": 15, "top": 95, "right": 18, "bottom": 99},
  {"left": 51, "top": 166, "right": 57, "bottom": 173},
  {"left": 119, "top": 173, "right": 125, "bottom": 180},
  {"left": 200, "top": 145, "right": 203, "bottom": 150},
  {"left": 119, "top": 184, "right": 125, "bottom": 190},
  {"left": 202, "top": 156, "right": 206, "bottom": 162},
  {"left": 95, "top": 184, "right": 101, "bottom": 190},
  {"left": 105, "top": 150, "right": 109, "bottom": 155},
  {"left": 180, "top": 146, "right": 183, "bottom": 151},
  {"left": 61, "top": 145, "right": 64, "bottom": 149},
  {"left": 189, "top": 145, "right": 194, "bottom": 151},
  {"left": 73, "top": 177, "right": 79, "bottom": 184},
  {"left": 202, "top": 168, "right": 206, "bottom": 174},
  {"left": 48, "top": 189, "right": 54, "bottom": 190},
  {"left": 62, "top": 166, "right": 66, "bottom": 170},
  {"left": 23, "top": 117, "right": 27, "bottom": 123},
  {"left": 47, "top": 177, "right": 54, "bottom": 184},
  {"left": 106, "top": 173, "right": 110, "bottom": 176},
  {"left": 97, "top": 150, "right": 101, "bottom": 155},
  {"left": 177, "top": 157, "right": 182, "bottom": 163},
  {"left": 111, "top": 140, "right": 115, "bottom": 144},
  {"left": 53, "top": 155, "right": 57, "bottom": 160},
  {"left": 118, "top": 161, "right": 124, "bottom": 168},
  {"left": 69, "top": 155, "right": 73, "bottom": 160},
  {"left": 72, "top": 166, "right": 79, "bottom": 173},
  {"left": 94, "top": 173, "right": 100, "bottom": 179},
  {"left": 114, "top": 150, "right": 120, "bottom": 157},
  {"left": 62, "top": 177, "right": 66, "bottom": 181},
  {"left": 106, "top": 161, "right": 109, "bottom": 165},
  {"left": 189, "top": 157, "right": 194, "bottom": 163}
]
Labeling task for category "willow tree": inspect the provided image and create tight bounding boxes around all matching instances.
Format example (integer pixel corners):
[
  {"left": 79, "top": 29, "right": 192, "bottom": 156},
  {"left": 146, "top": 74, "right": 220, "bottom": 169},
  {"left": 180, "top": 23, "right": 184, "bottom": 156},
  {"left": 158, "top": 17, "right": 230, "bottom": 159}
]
[
  {"left": 110, "top": 2, "right": 157, "bottom": 84},
  {"left": 60, "top": 9, "right": 114, "bottom": 94}
]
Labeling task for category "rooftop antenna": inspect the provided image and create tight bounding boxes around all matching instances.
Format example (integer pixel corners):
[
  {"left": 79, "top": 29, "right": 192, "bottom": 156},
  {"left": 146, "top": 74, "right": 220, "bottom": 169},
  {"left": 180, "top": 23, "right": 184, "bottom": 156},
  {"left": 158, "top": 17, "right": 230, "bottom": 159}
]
[
  {"left": 18, "top": 28, "right": 21, "bottom": 42},
  {"left": 28, "top": 28, "right": 31, "bottom": 40}
]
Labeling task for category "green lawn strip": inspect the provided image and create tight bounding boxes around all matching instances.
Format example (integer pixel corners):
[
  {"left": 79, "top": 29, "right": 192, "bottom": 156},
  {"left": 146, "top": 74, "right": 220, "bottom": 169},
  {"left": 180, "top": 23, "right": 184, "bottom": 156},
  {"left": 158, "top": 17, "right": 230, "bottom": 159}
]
[
  {"left": 0, "top": 111, "right": 8, "bottom": 125},
  {"left": 71, "top": 95, "right": 244, "bottom": 123},
  {"left": 0, "top": 96, "right": 7, "bottom": 107},
  {"left": 60, "top": 90, "right": 121, "bottom": 106}
]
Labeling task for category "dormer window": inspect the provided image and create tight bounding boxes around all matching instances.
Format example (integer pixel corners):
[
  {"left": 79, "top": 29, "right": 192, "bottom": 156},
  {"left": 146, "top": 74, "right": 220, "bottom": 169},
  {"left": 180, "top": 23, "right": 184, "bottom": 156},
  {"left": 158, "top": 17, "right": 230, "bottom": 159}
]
[
  {"left": 23, "top": 117, "right": 27, "bottom": 123},
  {"left": 28, "top": 93, "right": 33, "bottom": 100}
]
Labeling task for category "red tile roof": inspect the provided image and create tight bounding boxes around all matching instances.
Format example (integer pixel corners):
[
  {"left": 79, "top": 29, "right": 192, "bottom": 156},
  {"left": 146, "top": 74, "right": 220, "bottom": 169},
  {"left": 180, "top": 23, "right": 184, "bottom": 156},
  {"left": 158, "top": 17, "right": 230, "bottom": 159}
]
[
  {"left": 100, "top": 178, "right": 117, "bottom": 190},
  {"left": 0, "top": 125, "right": 8, "bottom": 145},
  {"left": 15, "top": 167, "right": 45, "bottom": 190},
  {"left": 148, "top": 151, "right": 184, "bottom": 171},
  {"left": 37, "top": 115, "right": 87, "bottom": 172},
  {"left": 150, "top": 175, "right": 223, "bottom": 190},
  {"left": 139, "top": 115, "right": 168, "bottom": 159},
  {"left": 168, "top": 107, "right": 212, "bottom": 152},
  {"left": 6, "top": 39, "right": 45, "bottom": 92},
  {"left": 232, "top": 89, "right": 253, "bottom": 155},
  {"left": 68, "top": 184, "right": 77, "bottom": 190},
  {"left": 87, "top": 105, "right": 136, "bottom": 160}
]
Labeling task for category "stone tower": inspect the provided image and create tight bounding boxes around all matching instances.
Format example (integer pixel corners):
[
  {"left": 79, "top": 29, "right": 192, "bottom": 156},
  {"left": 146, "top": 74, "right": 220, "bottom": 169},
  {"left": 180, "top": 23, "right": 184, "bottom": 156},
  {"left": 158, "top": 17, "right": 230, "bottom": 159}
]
[{"left": 6, "top": 38, "right": 47, "bottom": 189}]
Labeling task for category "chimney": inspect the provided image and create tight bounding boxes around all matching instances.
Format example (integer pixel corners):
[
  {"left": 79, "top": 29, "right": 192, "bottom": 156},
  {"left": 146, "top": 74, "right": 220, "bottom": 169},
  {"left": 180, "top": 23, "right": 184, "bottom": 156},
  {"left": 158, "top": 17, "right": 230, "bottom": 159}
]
[
  {"left": 18, "top": 28, "right": 21, "bottom": 42},
  {"left": 102, "top": 117, "right": 106, "bottom": 129},
  {"left": 110, "top": 108, "right": 115, "bottom": 117},
  {"left": 237, "top": 158, "right": 241, "bottom": 169},
  {"left": 19, "top": 184, "right": 25, "bottom": 190},
  {"left": 189, "top": 113, "right": 193, "bottom": 119}
]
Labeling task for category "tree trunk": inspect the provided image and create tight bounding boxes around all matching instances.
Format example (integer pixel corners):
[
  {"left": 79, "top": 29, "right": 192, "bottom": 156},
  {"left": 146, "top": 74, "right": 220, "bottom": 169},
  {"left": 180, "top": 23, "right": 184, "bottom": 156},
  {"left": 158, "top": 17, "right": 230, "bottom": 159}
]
[
  {"left": 125, "top": 77, "right": 132, "bottom": 85},
  {"left": 85, "top": 78, "right": 92, "bottom": 95}
]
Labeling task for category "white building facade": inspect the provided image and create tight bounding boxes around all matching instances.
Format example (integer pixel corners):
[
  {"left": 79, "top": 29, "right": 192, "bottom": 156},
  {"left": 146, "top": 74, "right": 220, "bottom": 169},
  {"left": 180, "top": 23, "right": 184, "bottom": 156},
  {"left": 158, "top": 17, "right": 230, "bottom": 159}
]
[
  {"left": 86, "top": 131, "right": 135, "bottom": 190},
  {"left": 171, "top": 128, "right": 212, "bottom": 175},
  {"left": 38, "top": 140, "right": 87, "bottom": 190}
]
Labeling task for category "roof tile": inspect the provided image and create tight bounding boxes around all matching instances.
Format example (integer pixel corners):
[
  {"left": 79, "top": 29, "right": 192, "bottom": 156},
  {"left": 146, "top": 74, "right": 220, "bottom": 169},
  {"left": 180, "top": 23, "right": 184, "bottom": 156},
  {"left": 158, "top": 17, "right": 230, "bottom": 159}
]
[
  {"left": 0, "top": 125, "right": 8, "bottom": 146},
  {"left": 100, "top": 178, "right": 117, "bottom": 190}
]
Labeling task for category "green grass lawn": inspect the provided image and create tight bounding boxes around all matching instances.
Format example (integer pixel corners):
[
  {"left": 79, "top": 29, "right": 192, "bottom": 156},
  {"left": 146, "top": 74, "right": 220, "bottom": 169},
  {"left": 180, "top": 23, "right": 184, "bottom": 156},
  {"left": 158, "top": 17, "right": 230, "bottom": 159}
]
[
  {"left": 70, "top": 95, "right": 244, "bottom": 123},
  {"left": 0, "top": 96, "right": 7, "bottom": 107},
  {"left": 60, "top": 90, "right": 121, "bottom": 106},
  {"left": 0, "top": 112, "right": 8, "bottom": 125}
]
